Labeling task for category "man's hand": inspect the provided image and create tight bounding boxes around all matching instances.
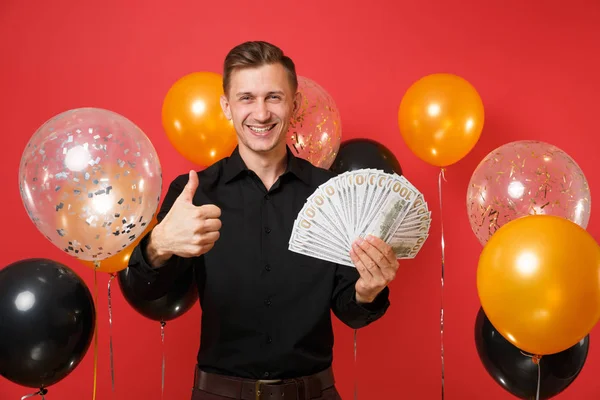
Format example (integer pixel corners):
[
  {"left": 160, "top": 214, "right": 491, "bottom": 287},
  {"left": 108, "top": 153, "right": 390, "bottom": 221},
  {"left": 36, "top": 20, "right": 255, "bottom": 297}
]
[
  {"left": 146, "top": 170, "right": 222, "bottom": 266},
  {"left": 350, "top": 235, "right": 398, "bottom": 304}
]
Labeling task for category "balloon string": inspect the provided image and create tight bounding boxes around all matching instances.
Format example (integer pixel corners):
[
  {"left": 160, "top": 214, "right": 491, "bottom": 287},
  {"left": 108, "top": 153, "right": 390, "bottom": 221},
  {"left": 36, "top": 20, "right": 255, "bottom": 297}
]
[
  {"left": 438, "top": 168, "right": 447, "bottom": 400},
  {"left": 161, "top": 321, "right": 167, "bottom": 400},
  {"left": 92, "top": 262, "right": 99, "bottom": 400},
  {"left": 108, "top": 273, "right": 116, "bottom": 394},
  {"left": 536, "top": 361, "right": 541, "bottom": 400},
  {"left": 20, "top": 388, "right": 47, "bottom": 399},
  {"left": 353, "top": 329, "right": 357, "bottom": 400},
  {"left": 520, "top": 352, "right": 542, "bottom": 400}
]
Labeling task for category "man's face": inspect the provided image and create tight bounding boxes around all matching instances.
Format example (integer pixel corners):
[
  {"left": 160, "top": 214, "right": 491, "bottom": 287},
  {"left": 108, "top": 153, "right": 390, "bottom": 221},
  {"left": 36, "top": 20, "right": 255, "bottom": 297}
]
[{"left": 220, "top": 63, "right": 299, "bottom": 155}]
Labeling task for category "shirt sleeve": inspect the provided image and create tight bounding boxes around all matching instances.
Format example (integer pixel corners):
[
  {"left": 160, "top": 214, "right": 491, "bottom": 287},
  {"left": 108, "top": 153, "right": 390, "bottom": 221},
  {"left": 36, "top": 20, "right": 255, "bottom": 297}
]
[
  {"left": 125, "top": 174, "right": 197, "bottom": 300},
  {"left": 330, "top": 264, "right": 390, "bottom": 329}
]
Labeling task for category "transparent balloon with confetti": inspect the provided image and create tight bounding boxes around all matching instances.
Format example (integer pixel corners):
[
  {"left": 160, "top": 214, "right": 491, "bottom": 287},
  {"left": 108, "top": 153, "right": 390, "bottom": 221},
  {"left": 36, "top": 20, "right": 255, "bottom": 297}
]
[
  {"left": 19, "top": 107, "right": 162, "bottom": 262},
  {"left": 467, "top": 140, "right": 591, "bottom": 246},
  {"left": 287, "top": 76, "right": 342, "bottom": 169}
]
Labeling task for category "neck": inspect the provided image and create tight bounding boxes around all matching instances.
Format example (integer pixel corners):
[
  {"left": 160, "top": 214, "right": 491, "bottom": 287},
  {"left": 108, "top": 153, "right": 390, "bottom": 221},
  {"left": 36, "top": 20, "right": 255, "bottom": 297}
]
[{"left": 238, "top": 144, "right": 288, "bottom": 191}]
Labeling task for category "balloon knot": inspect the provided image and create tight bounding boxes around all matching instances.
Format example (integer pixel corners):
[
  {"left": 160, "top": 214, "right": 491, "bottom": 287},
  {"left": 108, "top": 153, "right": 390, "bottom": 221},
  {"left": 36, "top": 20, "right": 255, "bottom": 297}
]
[
  {"left": 439, "top": 168, "right": 448, "bottom": 182},
  {"left": 39, "top": 388, "right": 48, "bottom": 395},
  {"left": 531, "top": 355, "right": 542, "bottom": 365}
]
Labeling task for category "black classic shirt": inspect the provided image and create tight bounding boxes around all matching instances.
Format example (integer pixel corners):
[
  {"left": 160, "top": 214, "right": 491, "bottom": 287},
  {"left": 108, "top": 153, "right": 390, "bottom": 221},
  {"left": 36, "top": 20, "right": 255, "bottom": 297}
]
[{"left": 127, "top": 146, "right": 390, "bottom": 380}]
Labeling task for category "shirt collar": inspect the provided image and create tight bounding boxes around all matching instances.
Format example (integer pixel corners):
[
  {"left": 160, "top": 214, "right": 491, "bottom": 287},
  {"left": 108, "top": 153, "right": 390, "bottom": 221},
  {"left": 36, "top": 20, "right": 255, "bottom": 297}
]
[{"left": 223, "top": 145, "right": 313, "bottom": 185}]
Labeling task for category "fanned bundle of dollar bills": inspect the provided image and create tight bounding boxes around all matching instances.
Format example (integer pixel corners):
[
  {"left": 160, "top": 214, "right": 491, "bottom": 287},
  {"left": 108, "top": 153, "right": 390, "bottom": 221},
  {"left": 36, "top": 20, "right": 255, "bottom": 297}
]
[{"left": 288, "top": 169, "right": 430, "bottom": 267}]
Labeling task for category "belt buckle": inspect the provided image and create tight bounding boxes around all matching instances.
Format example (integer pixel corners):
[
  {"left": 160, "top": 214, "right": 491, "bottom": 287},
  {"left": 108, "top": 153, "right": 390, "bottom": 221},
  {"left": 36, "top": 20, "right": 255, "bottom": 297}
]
[{"left": 255, "top": 379, "right": 282, "bottom": 400}]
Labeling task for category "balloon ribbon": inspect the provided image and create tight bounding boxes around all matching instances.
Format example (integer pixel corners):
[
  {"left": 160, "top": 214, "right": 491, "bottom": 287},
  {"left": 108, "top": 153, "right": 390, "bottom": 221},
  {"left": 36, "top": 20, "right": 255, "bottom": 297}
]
[
  {"left": 20, "top": 388, "right": 47, "bottom": 399},
  {"left": 92, "top": 263, "right": 100, "bottom": 400},
  {"left": 535, "top": 357, "right": 541, "bottom": 400},
  {"left": 521, "top": 352, "right": 542, "bottom": 400},
  {"left": 108, "top": 273, "right": 116, "bottom": 394},
  {"left": 354, "top": 329, "right": 358, "bottom": 400},
  {"left": 161, "top": 321, "right": 167, "bottom": 400},
  {"left": 438, "top": 168, "right": 447, "bottom": 399}
]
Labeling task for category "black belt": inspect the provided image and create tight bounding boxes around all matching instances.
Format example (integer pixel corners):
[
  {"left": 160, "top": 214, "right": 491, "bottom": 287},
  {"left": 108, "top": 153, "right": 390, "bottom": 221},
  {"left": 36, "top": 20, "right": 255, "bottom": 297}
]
[{"left": 194, "top": 366, "right": 335, "bottom": 400}]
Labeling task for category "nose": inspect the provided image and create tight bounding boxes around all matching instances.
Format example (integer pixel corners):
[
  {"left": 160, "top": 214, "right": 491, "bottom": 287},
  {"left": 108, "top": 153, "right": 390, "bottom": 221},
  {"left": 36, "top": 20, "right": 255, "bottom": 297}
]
[{"left": 253, "top": 99, "right": 271, "bottom": 123}]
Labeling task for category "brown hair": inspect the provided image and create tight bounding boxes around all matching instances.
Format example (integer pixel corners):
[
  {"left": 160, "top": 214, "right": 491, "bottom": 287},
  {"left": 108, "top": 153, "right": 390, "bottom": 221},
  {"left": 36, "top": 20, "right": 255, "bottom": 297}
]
[{"left": 222, "top": 41, "right": 298, "bottom": 96}]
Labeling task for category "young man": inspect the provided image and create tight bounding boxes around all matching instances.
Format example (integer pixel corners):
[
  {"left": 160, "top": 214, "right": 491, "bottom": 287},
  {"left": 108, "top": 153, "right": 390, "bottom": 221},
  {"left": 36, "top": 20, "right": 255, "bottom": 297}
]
[{"left": 127, "top": 41, "right": 398, "bottom": 400}]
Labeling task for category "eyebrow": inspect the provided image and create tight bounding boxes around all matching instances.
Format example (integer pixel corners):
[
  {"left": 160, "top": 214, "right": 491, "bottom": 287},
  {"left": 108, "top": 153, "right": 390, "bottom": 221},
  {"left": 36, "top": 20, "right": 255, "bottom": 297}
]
[{"left": 235, "top": 91, "right": 286, "bottom": 97}]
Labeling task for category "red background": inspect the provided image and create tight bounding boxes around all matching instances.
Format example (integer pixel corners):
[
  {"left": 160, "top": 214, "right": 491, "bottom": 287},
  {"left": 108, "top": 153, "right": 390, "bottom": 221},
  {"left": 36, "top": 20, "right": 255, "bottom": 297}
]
[{"left": 1, "top": 1, "right": 599, "bottom": 398}]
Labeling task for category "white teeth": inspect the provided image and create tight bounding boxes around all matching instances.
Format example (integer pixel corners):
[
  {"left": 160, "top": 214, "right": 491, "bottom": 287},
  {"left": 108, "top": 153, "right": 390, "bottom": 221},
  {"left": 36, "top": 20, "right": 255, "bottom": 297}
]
[{"left": 248, "top": 125, "right": 274, "bottom": 133}]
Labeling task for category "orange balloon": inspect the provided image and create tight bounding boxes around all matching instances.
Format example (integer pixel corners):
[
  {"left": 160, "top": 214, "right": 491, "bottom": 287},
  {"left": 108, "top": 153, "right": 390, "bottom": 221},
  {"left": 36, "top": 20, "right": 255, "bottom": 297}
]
[
  {"left": 398, "top": 73, "right": 484, "bottom": 167},
  {"left": 80, "top": 216, "right": 158, "bottom": 273},
  {"left": 162, "top": 72, "right": 237, "bottom": 166},
  {"left": 477, "top": 215, "right": 600, "bottom": 355}
]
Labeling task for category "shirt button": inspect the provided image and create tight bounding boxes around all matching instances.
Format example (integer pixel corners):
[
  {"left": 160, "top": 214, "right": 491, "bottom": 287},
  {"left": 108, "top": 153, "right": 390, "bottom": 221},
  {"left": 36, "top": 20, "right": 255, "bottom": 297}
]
[
  {"left": 264, "top": 194, "right": 270, "bottom": 200},
  {"left": 264, "top": 264, "right": 271, "bottom": 272},
  {"left": 264, "top": 298, "right": 272, "bottom": 307},
  {"left": 266, "top": 335, "right": 273, "bottom": 344},
  {"left": 263, "top": 372, "right": 270, "bottom": 378},
  {"left": 264, "top": 227, "right": 271, "bottom": 234}
]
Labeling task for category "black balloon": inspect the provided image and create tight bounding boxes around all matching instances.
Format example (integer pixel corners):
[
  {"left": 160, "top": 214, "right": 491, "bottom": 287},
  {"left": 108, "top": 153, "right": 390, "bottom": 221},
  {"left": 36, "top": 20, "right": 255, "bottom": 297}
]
[
  {"left": 475, "top": 307, "right": 588, "bottom": 399},
  {"left": 330, "top": 138, "right": 402, "bottom": 175},
  {"left": 118, "top": 266, "right": 198, "bottom": 322},
  {"left": 0, "top": 258, "right": 95, "bottom": 389}
]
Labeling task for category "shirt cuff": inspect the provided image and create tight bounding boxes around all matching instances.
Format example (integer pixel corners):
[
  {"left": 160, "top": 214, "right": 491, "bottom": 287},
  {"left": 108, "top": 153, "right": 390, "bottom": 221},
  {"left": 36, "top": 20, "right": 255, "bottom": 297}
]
[
  {"left": 128, "top": 232, "right": 160, "bottom": 280},
  {"left": 353, "top": 286, "right": 390, "bottom": 313}
]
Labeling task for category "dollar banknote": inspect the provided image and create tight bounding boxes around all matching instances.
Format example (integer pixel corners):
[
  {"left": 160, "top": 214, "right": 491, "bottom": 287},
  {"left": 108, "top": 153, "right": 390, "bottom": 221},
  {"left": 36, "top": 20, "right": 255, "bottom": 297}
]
[{"left": 288, "top": 169, "right": 431, "bottom": 267}]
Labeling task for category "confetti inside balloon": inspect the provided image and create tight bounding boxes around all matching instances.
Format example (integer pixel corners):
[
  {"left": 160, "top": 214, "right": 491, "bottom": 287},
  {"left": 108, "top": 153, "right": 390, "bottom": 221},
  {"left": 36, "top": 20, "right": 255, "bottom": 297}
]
[
  {"left": 467, "top": 140, "right": 590, "bottom": 246},
  {"left": 79, "top": 216, "right": 158, "bottom": 273},
  {"left": 287, "top": 76, "right": 342, "bottom": 169},
  {"left": 19, "top": 108, "right": 162, "bottom": 261}
]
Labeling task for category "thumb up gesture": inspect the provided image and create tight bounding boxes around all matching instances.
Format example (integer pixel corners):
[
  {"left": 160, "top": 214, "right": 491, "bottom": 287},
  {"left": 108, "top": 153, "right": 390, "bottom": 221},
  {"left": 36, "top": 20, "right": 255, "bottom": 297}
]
[{"left": 152, "top": 170, "right": 222, "bottom": 259}]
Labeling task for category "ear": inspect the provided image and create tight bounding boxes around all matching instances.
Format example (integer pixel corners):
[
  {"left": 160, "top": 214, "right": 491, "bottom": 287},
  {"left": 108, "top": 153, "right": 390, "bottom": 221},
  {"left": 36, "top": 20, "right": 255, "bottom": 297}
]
[
  {"left": 220, "top": 94, "right": 232, "bottom": 120},
  {"left": 292, "top": 90, "right": 302, "bottom": 116}
]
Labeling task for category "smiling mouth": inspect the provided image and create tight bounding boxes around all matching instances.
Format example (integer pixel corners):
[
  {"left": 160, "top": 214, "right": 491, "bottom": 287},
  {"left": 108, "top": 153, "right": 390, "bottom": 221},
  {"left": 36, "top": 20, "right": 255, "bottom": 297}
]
[{"left": 247, "top": 124, "right": 276, "bottom": 133}]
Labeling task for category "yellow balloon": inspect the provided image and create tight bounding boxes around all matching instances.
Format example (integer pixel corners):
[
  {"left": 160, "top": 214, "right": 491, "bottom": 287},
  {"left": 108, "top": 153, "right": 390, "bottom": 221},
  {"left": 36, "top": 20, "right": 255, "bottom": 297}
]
[
  {"left": 477, "top": 215, "right": 600, "bottom": 355},
  {"left": 162, "top": 72, "right": 237, "bottom": 166},
  {"left": 398, "top": 73, "right": 484, "bottom": 167}
]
